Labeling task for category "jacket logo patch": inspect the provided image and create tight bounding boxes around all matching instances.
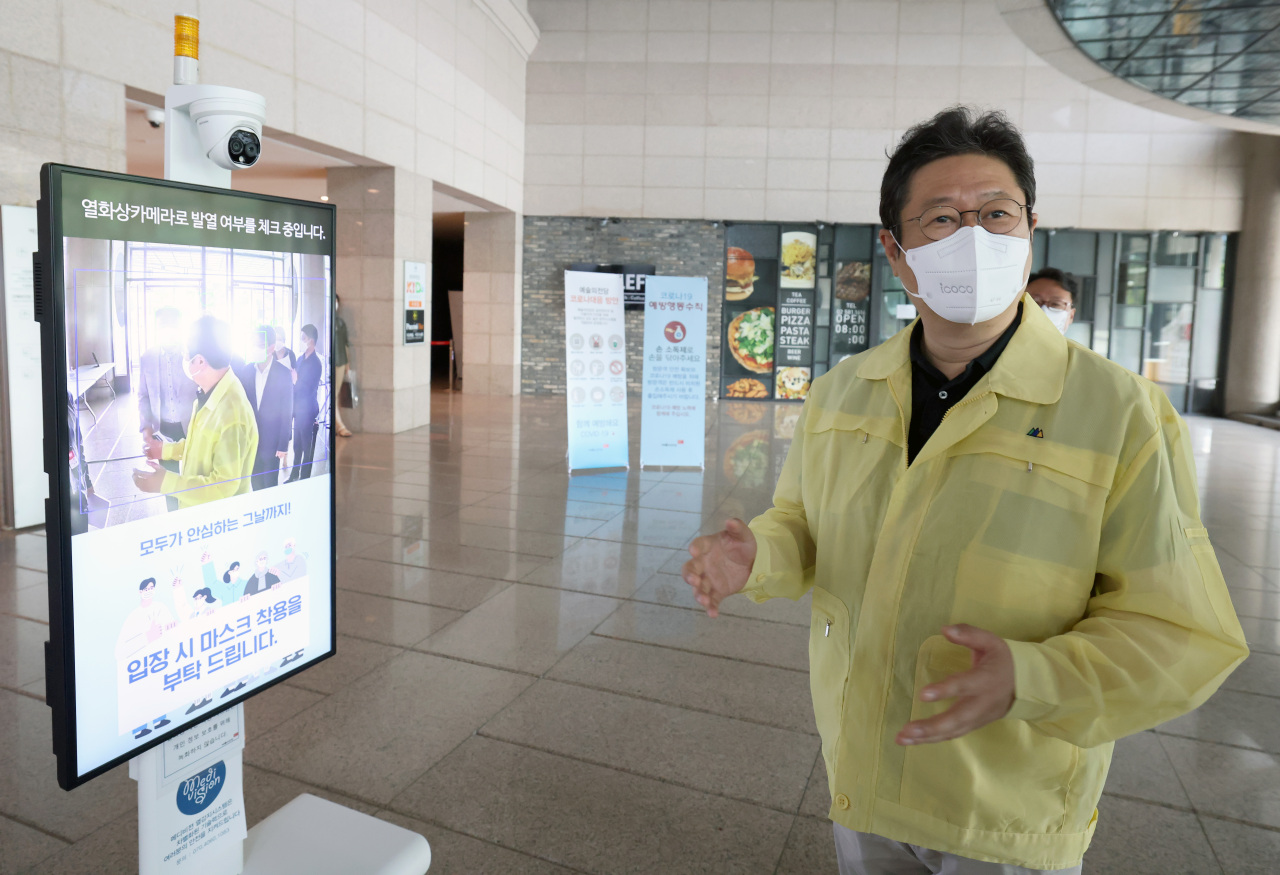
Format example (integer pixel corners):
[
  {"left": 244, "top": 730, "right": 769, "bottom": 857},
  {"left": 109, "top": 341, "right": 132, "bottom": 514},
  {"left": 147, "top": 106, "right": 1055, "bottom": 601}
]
[{"left": 1027, "top": 427, "right": 1045, "bottom": 438}]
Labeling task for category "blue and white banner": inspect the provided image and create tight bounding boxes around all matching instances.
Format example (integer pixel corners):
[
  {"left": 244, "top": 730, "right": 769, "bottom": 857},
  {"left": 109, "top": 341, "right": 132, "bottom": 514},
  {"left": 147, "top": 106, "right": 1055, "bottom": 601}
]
[
  {"left": 640, "top": 276, "right": 707, "bottom": 468},
  {"left": 565, "top": 270, "right": 629, "bottom": 471}
]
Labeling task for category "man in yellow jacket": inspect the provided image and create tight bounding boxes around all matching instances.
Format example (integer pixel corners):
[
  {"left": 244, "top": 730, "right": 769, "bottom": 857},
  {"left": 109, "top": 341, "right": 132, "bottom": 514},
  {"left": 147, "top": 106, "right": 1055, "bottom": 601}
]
[
  {"left": 134, "top": 314, "right": 258, "bottom": 508},
  {"left": 684, "top": 107, "right": 1247, "bottom": 874}
]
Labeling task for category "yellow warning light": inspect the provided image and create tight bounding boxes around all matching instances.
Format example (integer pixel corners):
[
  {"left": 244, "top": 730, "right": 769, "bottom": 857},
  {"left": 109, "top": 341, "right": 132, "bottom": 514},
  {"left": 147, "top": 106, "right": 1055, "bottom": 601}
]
[{"left": 174, "top": 15, "right": 199, "bottom": 60}]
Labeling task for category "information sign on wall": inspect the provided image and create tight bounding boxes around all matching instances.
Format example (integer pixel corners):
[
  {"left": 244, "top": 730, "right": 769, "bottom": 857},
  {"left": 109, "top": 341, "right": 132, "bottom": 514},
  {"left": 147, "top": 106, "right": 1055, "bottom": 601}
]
[
  {"left": 564, "top": 270, "right": 629, "bottom": 471},
  {"left": 640, "top": 276, "right": 707, "bottom": 469},
  {"left": 404, "top": 260, "right": 427, "bottom": 344}
]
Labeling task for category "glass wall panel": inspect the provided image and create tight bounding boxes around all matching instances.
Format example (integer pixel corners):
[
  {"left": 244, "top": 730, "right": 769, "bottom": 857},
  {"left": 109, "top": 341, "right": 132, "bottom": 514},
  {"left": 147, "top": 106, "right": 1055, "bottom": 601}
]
[
  {"left": 1118, "top": 262, "right": 1147, "bottom": 306},
  {"left": 1095, "top": 234, "right": 1116, "bottom": 299},
  {"left": 1144, "top": 302, "right": 1193, "bottom": 384},
  {"left": 1155, "top": 231, "right": 1199, "bottom": 266},
  {"left": 1032, "top": 228, "right": 1049, "bottom": 272},
  {"left": 1112, "top": 327, "right": 1143, "bottom": 374},
  {"left": 1092, "top": 292, "right": 1111, "bottom": 356},
  {"left": 1118, "top": 305, "right": 1145, "bottom": 329},
  {"left": 1048, "top": 230, "right": 1097, "bottom": 276},
  {"left": 1160, "top": 383, "right": 1189, "bottom": 411},
  {"left": 1148, "top": 265, "right": 1197, "bottom": 302},
  {"left": 1203, "top": 234, "right": 1228, "bottom": 289},
  {"left": 1192, "top": 287, "right": 1225, "bottom": 381}
]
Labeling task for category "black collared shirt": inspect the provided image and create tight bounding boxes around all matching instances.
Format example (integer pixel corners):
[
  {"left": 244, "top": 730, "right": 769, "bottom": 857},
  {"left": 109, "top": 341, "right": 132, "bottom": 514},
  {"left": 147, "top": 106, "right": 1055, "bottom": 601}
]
[{"left": 907, "top": 304, "right": 1021, "bottom": 466}]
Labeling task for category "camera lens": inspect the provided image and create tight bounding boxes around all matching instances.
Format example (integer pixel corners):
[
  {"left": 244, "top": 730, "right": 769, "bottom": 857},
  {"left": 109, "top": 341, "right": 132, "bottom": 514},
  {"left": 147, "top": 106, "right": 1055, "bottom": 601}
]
[{"left": 227, "top": 130, "right": 261, "bottom": 166}]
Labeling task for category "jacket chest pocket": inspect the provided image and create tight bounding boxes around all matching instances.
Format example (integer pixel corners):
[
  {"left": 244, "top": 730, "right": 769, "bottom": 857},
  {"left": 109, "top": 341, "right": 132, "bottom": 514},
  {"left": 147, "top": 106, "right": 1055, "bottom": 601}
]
[
  {"left": 938, "top": 440, "right": 1108, "bottom": 633},
  {"left": 803, "top": 413, "right": 901, "bottom": 520},
  {"left": 809, "top": 586, "right": 852, "bottom": 780}
]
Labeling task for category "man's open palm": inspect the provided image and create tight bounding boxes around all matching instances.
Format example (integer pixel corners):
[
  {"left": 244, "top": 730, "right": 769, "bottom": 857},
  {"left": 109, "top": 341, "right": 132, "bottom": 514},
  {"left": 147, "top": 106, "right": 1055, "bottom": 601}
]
[{"left": 682, "top": 518, "right": 757, "bottom": 618}]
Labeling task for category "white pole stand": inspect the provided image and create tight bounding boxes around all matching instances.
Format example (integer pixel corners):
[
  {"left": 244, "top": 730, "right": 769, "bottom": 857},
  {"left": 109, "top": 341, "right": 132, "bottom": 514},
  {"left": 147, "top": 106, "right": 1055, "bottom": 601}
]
[
  {"left": 129, "top": 706, "right": 248, "bottom": 875},
  {"left": 129, "top": 705, "right": 431, "bottom": 875}
]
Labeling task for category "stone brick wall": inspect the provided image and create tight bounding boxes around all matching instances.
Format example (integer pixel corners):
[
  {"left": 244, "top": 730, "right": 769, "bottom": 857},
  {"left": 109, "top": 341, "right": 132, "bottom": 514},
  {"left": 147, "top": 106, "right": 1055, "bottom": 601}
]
[{"left": 522, "top": 217, "right": 725, "bottom": 398}]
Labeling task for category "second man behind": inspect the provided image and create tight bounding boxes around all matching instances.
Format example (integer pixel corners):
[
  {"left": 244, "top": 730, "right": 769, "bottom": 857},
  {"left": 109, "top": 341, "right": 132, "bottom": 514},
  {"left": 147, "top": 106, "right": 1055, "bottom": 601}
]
[{"left": 237, "top": 324, "right": 294, "bottom": 490}]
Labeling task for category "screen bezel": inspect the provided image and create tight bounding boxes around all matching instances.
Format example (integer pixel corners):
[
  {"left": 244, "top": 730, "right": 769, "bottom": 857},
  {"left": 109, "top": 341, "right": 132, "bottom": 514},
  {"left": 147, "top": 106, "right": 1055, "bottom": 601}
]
[{"left": 37, "top": 163, "right": 338, "bottom": 790}]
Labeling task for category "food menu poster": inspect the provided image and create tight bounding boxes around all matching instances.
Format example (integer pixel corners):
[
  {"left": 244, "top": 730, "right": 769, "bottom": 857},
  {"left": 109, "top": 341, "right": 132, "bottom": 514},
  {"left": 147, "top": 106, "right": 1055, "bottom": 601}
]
[
  {"left": 640, "top": 276, "right": 707, "bottom": 469},
  {"left": 722, "top": 224, "right": 823, "bottom": 402},
  {"left": 722, "top": 225, "right": 778, "bottom": 401},
  {"left": 831, "top": 259, "right": 872, "bottom": 365},
  {"left": 564, "top": 270, "right": 630, "bottom": 471},
  {"left": 776, "top": 289, "right": 814, "bottom": 367}
]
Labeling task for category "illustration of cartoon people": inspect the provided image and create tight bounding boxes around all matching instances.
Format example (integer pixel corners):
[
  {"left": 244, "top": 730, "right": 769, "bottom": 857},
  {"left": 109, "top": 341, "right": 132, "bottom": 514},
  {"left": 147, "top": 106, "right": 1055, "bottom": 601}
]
[
  {"left": 275, "top": 538, "right": 307, "bottom": 581},
  {"left": 169, "top": 575, "right": 220, "bottom": 716},
  {"left": 242, "top": 550, "right": 282, "bottom": 596},
  {"left": 172, "top": 575, "right": 218, "bottom": 621},
  {"left": 194, "top": 550, "right": 262, "bottom": 699},
  {"left": 200, "top": 551, "right": 246, "bottom": 605},
  {"left": 115, "top": 578, "right": 176, "bottom": 739}
]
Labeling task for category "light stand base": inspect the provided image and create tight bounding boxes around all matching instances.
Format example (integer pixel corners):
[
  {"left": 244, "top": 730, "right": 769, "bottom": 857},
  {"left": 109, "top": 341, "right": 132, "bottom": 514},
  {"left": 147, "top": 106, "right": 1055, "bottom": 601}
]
[{"left": 242, "top": 793, "right": 431, "bottom": 875}]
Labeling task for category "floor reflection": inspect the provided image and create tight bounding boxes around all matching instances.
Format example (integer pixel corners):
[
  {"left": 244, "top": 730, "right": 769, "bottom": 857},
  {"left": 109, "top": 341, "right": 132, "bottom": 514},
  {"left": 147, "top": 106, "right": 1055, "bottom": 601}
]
[{"left": 3, "top": 396, "right": 1279, "bottom": 872}]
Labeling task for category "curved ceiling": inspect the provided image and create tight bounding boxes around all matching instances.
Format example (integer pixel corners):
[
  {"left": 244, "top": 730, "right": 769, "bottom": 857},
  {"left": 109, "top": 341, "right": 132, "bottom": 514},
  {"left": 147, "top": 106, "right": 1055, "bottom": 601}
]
[{"left": 1050, "top": 0, "right": 1280, "bottom": 124}]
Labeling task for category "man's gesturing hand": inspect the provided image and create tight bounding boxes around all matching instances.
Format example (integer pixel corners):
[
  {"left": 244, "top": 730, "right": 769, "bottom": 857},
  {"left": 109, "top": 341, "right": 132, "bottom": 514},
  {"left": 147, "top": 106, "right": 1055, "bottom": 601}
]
[
  {"left": 896, "top": 624, "right": 1016, "bottom": 746},
  {"left": 681, "top": 518, "right": 757, "bottom": 618}
]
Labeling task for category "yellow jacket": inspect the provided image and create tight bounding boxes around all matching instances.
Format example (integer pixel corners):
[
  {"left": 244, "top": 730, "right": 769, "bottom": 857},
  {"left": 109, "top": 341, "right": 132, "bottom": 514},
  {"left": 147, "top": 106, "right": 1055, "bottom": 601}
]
[
  {"left": 744, "top": 296, "right": 1247, "bottom": 869},
  {"left": 161, "top": 370, "right": 258, "bottom": 508}
]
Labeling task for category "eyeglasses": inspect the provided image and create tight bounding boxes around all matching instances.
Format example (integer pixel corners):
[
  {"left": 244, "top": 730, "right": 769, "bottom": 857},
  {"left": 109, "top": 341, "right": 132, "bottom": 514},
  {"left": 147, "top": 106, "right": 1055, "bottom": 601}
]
[
  {"left": 898, "top": 198, "right": 1029, "bottom": 242},
  {"left": 1039, "top": 300, "right": 1074, "bottom": 312}
]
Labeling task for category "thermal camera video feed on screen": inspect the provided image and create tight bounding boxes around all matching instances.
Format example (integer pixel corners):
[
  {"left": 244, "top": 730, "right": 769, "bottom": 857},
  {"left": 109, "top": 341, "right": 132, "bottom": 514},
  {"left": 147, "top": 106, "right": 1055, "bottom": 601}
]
[{"left": 40, "top": 166, "right": 337, "bottom": 787}]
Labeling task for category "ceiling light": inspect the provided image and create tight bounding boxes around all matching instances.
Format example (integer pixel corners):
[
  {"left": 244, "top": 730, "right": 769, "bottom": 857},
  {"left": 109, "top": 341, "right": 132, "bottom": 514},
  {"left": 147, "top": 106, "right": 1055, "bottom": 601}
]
[
  {"left": 320, "top": 195, "right": 329, "bottom": 201},
  {"left": 367, "top": 188, "right": 379, "bottom": 194}
]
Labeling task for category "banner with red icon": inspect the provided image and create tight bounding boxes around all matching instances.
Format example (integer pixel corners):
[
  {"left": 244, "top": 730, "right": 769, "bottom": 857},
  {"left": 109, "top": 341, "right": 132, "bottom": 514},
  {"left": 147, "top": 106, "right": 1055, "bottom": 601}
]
[{"left": 640, "top": 276, "right": 707, "bottom": 469}]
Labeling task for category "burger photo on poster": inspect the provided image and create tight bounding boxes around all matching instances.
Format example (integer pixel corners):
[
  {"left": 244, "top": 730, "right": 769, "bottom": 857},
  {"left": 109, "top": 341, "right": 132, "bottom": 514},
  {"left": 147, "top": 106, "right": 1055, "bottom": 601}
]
[{"left": 726, "top": 247, "right": 756, "bottom": 301}]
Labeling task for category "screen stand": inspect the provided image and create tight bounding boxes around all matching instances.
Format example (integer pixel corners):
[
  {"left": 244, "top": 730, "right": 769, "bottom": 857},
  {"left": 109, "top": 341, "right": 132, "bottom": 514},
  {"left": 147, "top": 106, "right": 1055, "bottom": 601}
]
[
  {"left": 129, "top": 705, "right": 248, "bottom": 875},
  {"left": 128, "top": 705, "right": 431, "bottom": 874}
]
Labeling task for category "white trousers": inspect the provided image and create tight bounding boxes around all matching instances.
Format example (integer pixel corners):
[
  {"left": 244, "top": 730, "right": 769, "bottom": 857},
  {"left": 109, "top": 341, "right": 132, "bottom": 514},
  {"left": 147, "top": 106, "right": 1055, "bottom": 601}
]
[{"left": 834, "top": 824, "right": 1083, "bottom": 875}]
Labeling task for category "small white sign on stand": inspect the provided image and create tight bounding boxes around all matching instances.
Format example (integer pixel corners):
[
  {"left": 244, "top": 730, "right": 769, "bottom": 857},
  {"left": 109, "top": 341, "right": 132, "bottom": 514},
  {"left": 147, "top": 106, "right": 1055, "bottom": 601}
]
[{"left": 129, "top": 706, "right": 248, "bottom": 875}]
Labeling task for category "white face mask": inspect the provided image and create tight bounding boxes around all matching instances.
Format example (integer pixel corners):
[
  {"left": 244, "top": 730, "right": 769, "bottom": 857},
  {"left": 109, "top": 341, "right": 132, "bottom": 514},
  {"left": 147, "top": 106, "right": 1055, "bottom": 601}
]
[
  {"left": 1041, "top": 305, "right": 1072, "bottom": 335},
  {"left": 896, "top": 225, "right": 1031, "bottom": 325}
]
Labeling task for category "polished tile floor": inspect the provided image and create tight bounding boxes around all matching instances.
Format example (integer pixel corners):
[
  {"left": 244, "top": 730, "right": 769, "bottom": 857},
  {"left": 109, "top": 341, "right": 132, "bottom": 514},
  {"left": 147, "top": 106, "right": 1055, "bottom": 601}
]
[{"left": 3, "top": 393, "right": 1280, "bottom": 873}]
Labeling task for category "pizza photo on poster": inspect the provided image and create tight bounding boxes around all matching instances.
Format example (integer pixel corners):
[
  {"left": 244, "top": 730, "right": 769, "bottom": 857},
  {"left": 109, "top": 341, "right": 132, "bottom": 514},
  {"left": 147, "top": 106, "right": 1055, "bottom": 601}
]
[{"left": 725, "top": 306, "right": 775, "bottom": 375}]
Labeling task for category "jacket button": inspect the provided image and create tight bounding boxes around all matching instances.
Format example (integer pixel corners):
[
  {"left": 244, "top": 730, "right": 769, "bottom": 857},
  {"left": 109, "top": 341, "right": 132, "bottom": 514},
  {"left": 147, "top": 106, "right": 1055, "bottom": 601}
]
[{"left": 835, "top": 794, "right": 850, "bottom": 810}]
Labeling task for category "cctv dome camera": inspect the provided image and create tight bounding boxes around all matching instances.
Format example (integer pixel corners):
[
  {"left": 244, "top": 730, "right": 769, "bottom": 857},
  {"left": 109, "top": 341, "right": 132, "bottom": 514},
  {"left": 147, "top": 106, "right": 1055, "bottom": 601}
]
[
  {"left": 145, "top": 108, "right": 165, "bottom": 128},
  {"left": 189, "top": 89, "right": 267, "bottom": 171}
]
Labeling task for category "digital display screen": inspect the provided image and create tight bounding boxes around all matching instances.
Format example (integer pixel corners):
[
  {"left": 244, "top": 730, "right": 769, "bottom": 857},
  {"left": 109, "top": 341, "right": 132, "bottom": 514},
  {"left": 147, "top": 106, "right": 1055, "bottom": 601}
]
[{"left": 37, "top": 165, "right": 337, "bottom": 788}]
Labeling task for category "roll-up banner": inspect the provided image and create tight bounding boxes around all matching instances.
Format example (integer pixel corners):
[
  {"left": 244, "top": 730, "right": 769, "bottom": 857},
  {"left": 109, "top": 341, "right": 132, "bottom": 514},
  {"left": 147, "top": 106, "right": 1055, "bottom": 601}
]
[
  {"left": 640, "top": 276, "right": 707, "bottom": 469},
  {"left": 564, "top": 270, "right": 629, "bottom": 471}
]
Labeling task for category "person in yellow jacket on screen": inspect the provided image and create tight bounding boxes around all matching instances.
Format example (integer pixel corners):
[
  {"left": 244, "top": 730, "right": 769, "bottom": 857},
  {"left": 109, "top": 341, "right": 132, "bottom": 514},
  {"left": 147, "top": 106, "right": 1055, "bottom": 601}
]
[
  {"left": 134, "top": 314, "right": 259, "bottom": 508},
  {"left": 683, "top": 107, "right": 1248, "bottom": 875}
]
